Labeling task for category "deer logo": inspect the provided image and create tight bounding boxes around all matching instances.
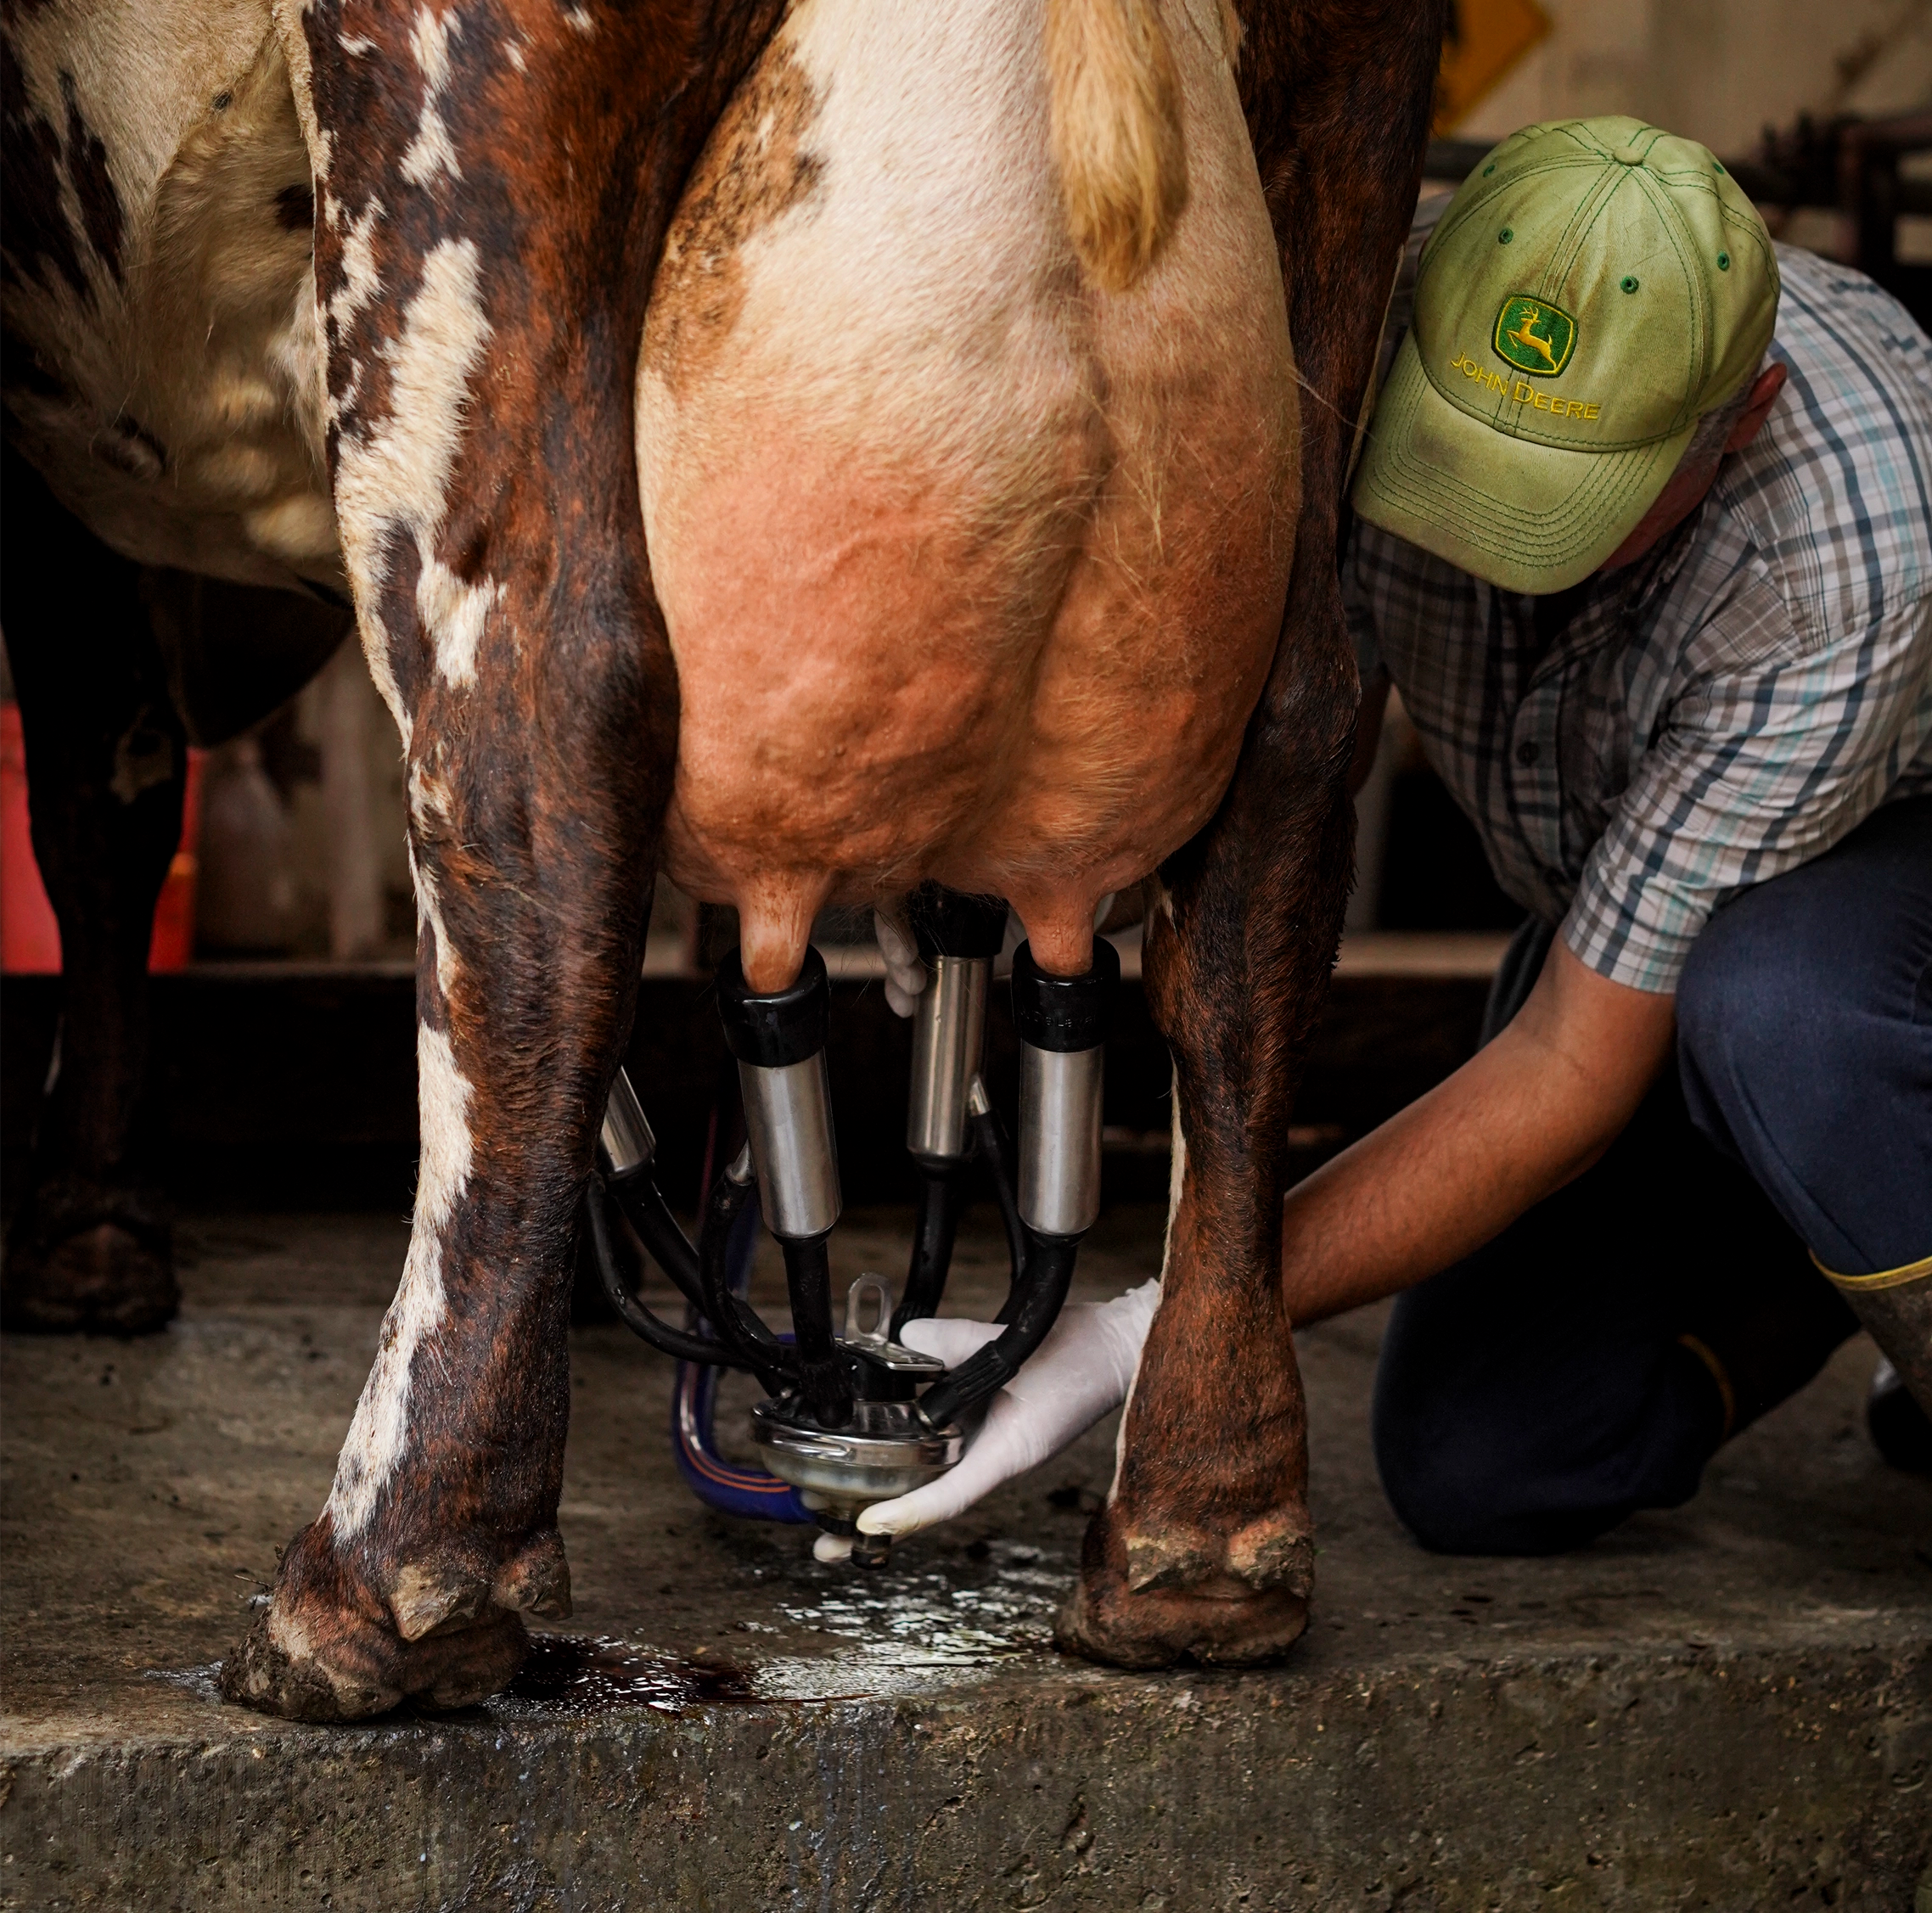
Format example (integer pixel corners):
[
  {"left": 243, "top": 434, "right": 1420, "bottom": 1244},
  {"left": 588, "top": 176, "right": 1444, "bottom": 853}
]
[
  {"left": 1493, "top": 294, "right": 1577, "bottom": 378},
  {"left": 1505, "top": 309, "right": 1559, "bottom": 368}
]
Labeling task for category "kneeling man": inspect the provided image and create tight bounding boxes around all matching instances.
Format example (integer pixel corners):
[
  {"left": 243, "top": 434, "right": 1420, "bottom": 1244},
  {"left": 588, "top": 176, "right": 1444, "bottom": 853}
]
[{"left": 862, "top": 116, "right": 1931, "bottom": 1557}]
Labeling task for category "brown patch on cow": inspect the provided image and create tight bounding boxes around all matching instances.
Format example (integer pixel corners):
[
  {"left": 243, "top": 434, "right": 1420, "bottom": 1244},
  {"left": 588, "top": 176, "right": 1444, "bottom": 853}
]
[
  {"left": 275, "top": 180, "right": 315, "bottom": 232},
  {"left": 642, "top": 35, "right": 823, "bottom": 396}
]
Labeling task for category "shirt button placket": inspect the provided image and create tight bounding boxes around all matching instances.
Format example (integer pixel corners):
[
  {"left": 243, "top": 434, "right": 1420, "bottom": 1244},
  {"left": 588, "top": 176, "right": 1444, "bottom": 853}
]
[{"left": 1510, "top": 702, "right": 1563, "bottom": 904}]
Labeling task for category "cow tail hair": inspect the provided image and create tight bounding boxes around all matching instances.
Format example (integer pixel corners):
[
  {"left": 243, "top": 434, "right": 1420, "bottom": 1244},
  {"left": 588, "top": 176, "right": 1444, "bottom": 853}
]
[{"left": 1045, "top": 0, "right": 1189, "bottom": 294}]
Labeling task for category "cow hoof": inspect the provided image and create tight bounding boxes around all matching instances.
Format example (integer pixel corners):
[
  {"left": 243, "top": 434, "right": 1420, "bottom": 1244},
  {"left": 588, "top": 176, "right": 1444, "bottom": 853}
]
[
  {"left": 1, "top": 1221, "right": 178, "bottom": 1337},
  {"left": 219, "top": 1522, "right": 557, "bottom": 1720},
  {"left": 1056, "top": 1576, "right": 1311, "bottom": 1669},
  {"left": 1054, "top": 1506, "right": 1314, "bottom": 1669},
  {"left": 221, "top": 1600, "right": 529, "bottom": 1721}
]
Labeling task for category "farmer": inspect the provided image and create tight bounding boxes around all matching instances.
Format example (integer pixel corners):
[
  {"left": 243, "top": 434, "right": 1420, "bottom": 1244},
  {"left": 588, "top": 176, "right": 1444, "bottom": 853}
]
[{"left": 859, "top": 116, "right": 1932, "bottom": 1558}]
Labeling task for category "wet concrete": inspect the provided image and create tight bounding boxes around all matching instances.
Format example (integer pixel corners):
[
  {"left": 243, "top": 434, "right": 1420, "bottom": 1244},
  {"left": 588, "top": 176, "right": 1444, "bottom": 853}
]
[{"left": 2, "top": 1208, "right": 1929, "bottom": 1911}]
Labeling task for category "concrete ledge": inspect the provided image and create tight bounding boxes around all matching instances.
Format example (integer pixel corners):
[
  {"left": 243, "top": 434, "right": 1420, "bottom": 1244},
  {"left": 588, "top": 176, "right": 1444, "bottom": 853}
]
[
  {"left": 4, "top": 1212, "right": 1929, "bottom": 1910},
  {"left": 8, "top": 1642, "right": 1925, "bottom": 1910}
]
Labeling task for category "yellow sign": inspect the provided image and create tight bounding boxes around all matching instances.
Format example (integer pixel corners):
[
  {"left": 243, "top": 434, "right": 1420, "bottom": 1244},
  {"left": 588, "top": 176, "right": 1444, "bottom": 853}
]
[{"left": 1435, "top": 0, "right": 1551, "bottom": 134}]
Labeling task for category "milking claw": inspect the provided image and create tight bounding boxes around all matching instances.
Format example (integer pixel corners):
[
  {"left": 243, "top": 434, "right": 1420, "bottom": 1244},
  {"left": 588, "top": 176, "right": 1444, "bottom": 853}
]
[{"left": 586, "top": 884, "right": 1117, "bottom": 1563}]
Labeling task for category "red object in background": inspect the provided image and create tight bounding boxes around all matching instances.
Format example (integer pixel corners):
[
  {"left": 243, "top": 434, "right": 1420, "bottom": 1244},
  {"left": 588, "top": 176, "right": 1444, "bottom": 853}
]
[
  {"left": 148, "top": 757, "right": 205, "bottom": 969},
  {"left": 1, "top": 702, "right": 205, "bottom": 973}
]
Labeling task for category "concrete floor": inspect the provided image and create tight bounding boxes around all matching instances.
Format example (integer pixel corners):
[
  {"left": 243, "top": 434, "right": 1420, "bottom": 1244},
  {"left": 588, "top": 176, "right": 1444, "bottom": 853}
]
[{"left": 2, "top": 1207, "right": 1929, "bottom": 1912}]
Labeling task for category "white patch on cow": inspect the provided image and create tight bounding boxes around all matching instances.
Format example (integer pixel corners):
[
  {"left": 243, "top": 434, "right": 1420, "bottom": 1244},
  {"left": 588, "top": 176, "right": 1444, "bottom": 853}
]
[
  {"left": 1106, "top": 1078, "right": 1184, "bottom": 1506},
  {"left": 325, "top": 1020, "right": 474, "bottom": 1540},
  {"left": 400, "top": 7, "right": 463, "bottom": 188},
  {"left": 407, "top": 760, "right": 445, "bottom": 832},
  {"left": 340, "top": 35, "right": 376, "bottom": 57},
  {"left": 334, "top": 235, "right": 493, "bottom": 735},
  {"left": 505, "top": 38, "right": 528, "bottom": 71},
  {"left": 563, "top": 7, "right": 596, "bottom": 35},
  {"left": 422, "top": 876, "right": 459, "bottom": 996},
  {"left": 3, "top": 15, "right": 347, "bottom": 596},
  {"left": 326, "top": 197, "right": 385, "bottom": 343},
  {"left": 1160, "top": 1078, "right": 1187, "bottom": 1263},
  {"left": 409, "top": 799, "right": 467, "bottom": 1042},
  {"left": 403, "top": 782, "right": 463, "bottom": 996},
  {"left": 360, "top": 631, "right": 413, "bottom": 752},
  {"left": 244, "top": 492, "right": 340, "bottom": 565},
  {"left": 272, "top": 0, "right": 332, "bottom": 182},
  {"left": 418, "top": 558, "right": 503, "bottom": 687}
]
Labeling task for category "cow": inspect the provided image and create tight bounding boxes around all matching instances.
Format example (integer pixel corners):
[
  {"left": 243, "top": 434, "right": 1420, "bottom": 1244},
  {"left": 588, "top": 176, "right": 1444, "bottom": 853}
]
[{"left": 2, "top": 0, "right": 1446, "bottom": 1717}]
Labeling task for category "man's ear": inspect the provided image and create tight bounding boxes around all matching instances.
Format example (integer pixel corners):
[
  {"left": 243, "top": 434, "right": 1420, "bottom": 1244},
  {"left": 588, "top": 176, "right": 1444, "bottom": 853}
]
[{"left": 1727, "top": 362, "right": 1789, "bottom": 454}]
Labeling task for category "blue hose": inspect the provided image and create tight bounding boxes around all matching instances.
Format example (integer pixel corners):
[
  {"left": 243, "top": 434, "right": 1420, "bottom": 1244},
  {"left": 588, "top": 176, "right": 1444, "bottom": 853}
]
[{"left": 670, "top": 1193, "right": 813, "bottom": 1523}]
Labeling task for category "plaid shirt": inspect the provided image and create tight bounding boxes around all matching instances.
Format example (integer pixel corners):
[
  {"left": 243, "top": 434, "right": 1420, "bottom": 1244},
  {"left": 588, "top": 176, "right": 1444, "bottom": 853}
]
[{"left": 1346, "top": 240, "right": 1932, "bottom": 994}]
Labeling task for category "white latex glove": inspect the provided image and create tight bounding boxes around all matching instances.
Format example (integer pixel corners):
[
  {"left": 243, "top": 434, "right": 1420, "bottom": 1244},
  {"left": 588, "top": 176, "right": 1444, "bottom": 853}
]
[
  {"left": 873, "top": 909, "right": 928, "bottom": 1019},
  {"left": 812, "top": 1281, "right": 1160, "bottom": 1561}
]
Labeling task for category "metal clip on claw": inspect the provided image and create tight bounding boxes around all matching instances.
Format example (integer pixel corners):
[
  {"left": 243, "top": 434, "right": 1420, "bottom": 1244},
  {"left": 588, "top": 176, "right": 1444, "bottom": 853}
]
[{"left": 585, "top": 887, "right": 1114, "bottom": 1567}]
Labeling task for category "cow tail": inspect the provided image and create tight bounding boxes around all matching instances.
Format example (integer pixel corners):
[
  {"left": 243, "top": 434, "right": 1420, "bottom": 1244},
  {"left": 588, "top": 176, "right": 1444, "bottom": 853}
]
[{"left": 1045, "top": 0, "right": 1190, "bottom": 294}]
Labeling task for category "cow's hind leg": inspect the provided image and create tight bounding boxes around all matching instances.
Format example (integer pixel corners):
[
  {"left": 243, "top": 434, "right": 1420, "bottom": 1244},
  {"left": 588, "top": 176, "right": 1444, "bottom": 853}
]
[
  {"left": 1057, "top": 0, "right": 1444, "bottom": 1666},
  {"left": 221, "top": 0, "right": 783, "bottom": 1720},
  {"left": 218, "top": 590, "right": 666, "bottom": 1719},
  {"left": 1, "top": 446, "right": 184, "bottom": 1337},
  {"left": 1056, "top": 637, "right": 1355, "bottom": 1666}
]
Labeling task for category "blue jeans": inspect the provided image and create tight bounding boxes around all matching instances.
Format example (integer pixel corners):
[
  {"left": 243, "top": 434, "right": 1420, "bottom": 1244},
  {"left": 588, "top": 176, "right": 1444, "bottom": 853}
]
[{"left": 1371, "top": 794, "right": 1932, "bottom": 1556}]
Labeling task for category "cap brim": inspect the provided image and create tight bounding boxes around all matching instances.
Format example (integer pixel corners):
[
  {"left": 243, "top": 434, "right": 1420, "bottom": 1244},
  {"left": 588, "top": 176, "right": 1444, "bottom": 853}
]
[{"left": 1351, "top": 334, "right": 1694, "bottom": 594}]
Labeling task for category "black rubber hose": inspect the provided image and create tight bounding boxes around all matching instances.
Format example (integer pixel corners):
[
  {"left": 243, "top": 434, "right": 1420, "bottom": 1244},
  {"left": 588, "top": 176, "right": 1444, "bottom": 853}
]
[
  {"left": 891, "top": 1158, "right": 968, "bottom": 1336},
  {"left": 604, "top": 1168, "right": 705, "bottom": 1311},
  {"left": 585, "top": 1175, "right": 771, "bottom": 1374},
  {"left": 698, "top": 1169, "right": 790, "bottom": 1370},
  {"left": 969, "top": 1106, "right": 1027, "bottom": 1323},
  {"left": 781, "top": 1232, "right": 855, "bottom": 1428},
  {"left": 916, "top": 1227, "right": 1080, "bottom": 1429}
]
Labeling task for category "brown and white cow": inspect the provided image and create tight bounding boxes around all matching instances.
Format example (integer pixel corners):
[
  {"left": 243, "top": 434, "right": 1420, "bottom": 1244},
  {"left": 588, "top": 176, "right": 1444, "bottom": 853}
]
[{"left": 2, "top": 0, "right": 1445, "bottom": 1714}]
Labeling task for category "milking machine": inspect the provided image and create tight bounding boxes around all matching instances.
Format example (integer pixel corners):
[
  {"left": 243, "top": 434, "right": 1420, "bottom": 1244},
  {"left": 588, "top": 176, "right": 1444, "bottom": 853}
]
[{"left": 584, "top": 885, "right": 1117, "bottom": 1566}]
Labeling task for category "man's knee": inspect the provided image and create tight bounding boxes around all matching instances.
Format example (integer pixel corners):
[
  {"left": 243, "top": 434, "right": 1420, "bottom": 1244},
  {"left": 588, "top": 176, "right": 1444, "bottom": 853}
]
[
  {"left": 1678, "top": 884, "right": 1820, "bottom": 1114},
  {"left": 1372, "top": 1346, "right": 1630, "bottom": 1557},
  {"left": 1677, "top": 878, "right": 1890, "bottom": 1220}
]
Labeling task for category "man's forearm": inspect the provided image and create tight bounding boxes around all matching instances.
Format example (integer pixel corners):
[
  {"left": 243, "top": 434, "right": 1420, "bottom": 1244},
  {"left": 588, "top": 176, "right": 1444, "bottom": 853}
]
[{"left": 1279, "top": 938, "right": 1676, "bottom": 1326}]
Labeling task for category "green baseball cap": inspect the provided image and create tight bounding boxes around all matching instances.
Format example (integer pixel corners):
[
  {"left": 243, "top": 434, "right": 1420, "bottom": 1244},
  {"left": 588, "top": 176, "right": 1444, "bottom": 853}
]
[{"left": 1352, "top": 115, "right": 1779, "bottom": 594}]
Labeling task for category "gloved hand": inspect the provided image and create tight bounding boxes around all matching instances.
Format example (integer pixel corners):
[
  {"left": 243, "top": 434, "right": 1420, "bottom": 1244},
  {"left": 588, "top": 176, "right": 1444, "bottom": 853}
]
[
  {"left": 811, "top": 1281, "right": 1160, "bottom": 1562},
  {"left": 873, "top": 909, "right": 928, "bottom": 1018}
]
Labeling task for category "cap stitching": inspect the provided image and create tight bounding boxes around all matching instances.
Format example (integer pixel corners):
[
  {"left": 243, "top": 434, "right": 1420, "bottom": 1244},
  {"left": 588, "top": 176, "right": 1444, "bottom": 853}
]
[
  {"left": 1632, "top": 167, "right": 1710, "bottom": 429},
  {"left": 1411, "top": 121, "right": 1778, "bottom": 453},
  {"left": 1542, "top": 162, "right": 1627, "bottom": 315},
  {"left": 1368, "top": 337, "right": 1689, "bottom": 565},
  {"left": 1373, "top": 424, "right": 1678, "bottom": 564},
  {"left": 1373, "top": 431, "right": 1672, "bottom": 565},
  {"left": 1537, "top": 160, "right": 1623, "bottom": 310},
  {"left": 1424, "top": 154, "right": 1611, "bottom": 266}
]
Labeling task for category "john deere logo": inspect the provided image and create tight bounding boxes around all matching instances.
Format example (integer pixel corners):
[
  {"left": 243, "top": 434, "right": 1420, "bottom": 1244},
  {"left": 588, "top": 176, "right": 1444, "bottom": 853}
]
[{"left": 1493, "top": 295, "right": 1577, "bottom": 377}]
